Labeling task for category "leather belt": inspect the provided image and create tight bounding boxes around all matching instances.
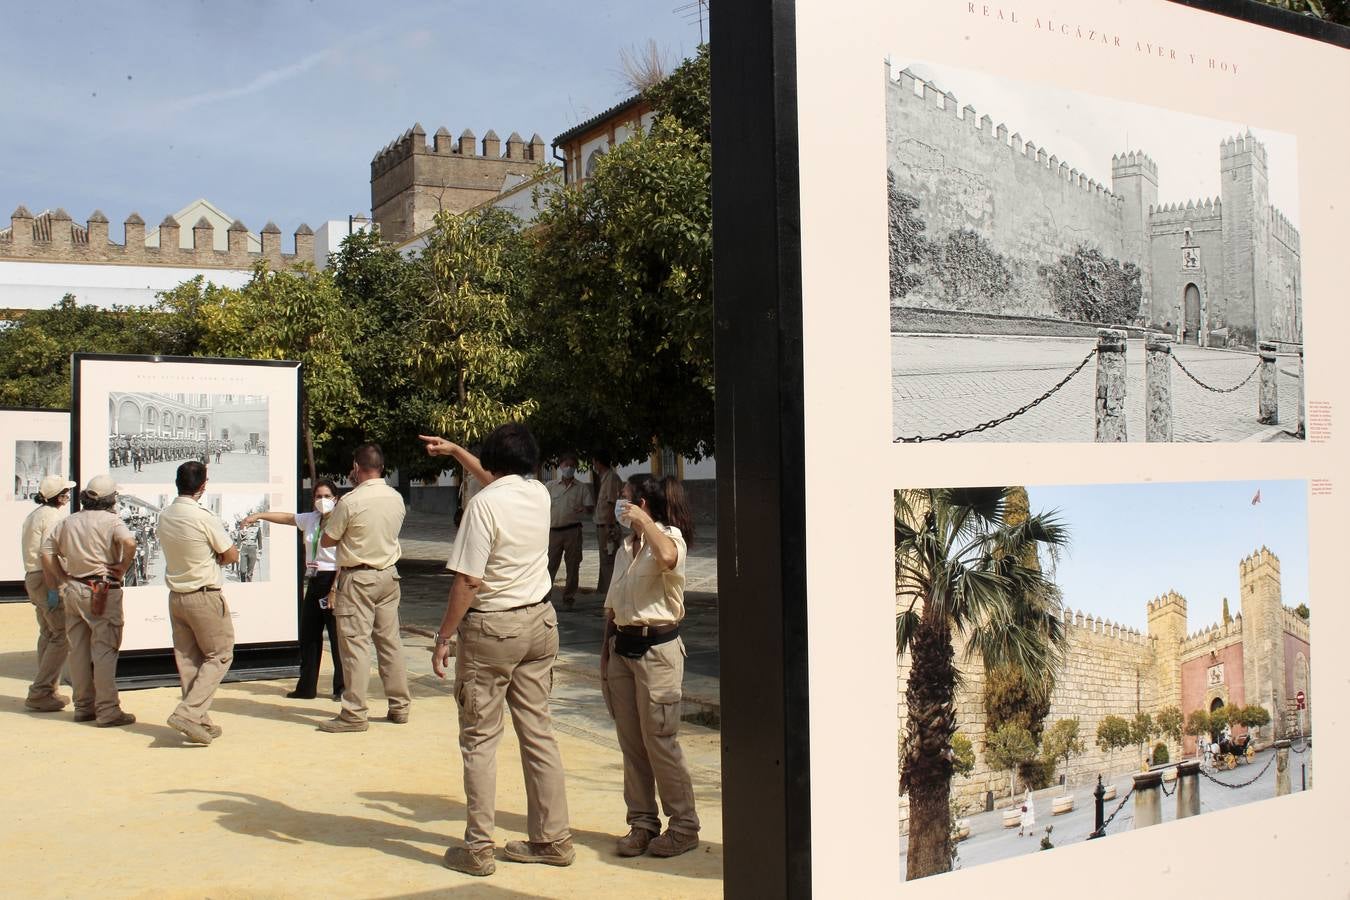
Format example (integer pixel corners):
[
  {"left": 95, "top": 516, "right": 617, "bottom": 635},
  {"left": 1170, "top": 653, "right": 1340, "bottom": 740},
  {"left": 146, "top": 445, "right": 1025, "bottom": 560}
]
[
  {"left": 616, "top": 623, "right": 679, "bottom": 637},
  {"left": 464, "top": 594, "right": 552, "bottom": 616},
  {"left": 550, "top": 523, "right": 583, "bottom": 531},
  {"left": 340, "top": 563, "right": 382, "bottom": 572}
]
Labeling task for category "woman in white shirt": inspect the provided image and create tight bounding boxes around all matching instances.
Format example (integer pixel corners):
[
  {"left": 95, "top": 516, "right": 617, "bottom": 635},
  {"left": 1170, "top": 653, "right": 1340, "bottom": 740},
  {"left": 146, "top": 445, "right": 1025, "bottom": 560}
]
[
  {"left": 601, "top": 474, "right": 701, "bottom": 859},
  {"left": 242, "top": 478, "right": 344, "bottom": 700}
]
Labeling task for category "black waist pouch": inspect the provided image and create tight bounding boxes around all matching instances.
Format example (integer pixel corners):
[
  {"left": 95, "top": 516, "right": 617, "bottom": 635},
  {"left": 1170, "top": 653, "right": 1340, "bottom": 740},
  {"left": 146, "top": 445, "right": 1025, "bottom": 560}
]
[{"left": 613, "top": 628, "right": 679, "bottom": 659}]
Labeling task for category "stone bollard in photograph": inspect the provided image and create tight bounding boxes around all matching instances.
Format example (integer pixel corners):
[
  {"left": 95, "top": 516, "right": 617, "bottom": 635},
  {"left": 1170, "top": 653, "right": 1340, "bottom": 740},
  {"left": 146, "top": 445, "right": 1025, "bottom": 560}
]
[
  {"left": 1275, "top": 739, "right": 1291, "bottom": 796},
  {"left": 1175, "top": 760, "right": 1200, "bottom": 819},
  {"left": 1297, "top": 347, "right": 1306, "bottom": 438},
  {"left": 1095, "top": 329, "right": 1128, "bottom": 442},
  {"left": 1145, "top": 334, "right": 1173, "bottom": 442},
  {"left": 1258, "top": 341, "right": 1279, "bottom": 425},
  {"left": 1132, "top": 770, "right": 1163, "bottom": 829}
]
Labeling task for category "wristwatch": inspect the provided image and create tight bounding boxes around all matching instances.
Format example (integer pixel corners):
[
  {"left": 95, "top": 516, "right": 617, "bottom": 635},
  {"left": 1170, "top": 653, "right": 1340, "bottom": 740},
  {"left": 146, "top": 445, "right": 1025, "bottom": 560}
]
[{"left": 434, "top": 634, "right": 453, "bottom": 647}]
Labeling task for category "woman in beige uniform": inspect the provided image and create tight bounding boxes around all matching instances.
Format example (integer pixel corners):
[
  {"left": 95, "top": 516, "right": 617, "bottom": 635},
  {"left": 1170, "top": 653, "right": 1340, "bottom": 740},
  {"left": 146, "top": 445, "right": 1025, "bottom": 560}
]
[
  {"left": 601, "top": 473, "right": 700, "bottom": 858},
  {"left": 20, "top": 475, "right": 76, "bottom": 712}
]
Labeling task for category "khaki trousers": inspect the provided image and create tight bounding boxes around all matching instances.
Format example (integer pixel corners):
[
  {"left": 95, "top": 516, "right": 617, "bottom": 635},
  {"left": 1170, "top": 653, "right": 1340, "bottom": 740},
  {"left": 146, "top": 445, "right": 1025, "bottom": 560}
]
[
  {"left": 455, "top": 601, "right": 570, "bottom": 849},
  {"left": 334, "top": 567, "right": 410, "bottom": 723},
  {"left": 603, "top": 636, "right": 700, "bottom": 837},
  {"left": 169, "top": 589, "right": 235, "bottom": 725},
  {"left": 62, "top": 581, "right": 126, "bottom": 724},
  {"left": 26, "top": 571, "right": 68, "bottom": 702},
  {"left": 596, "top": 525, "right": 617, "bottom": 594},
  {"left": 546, "top": 525, "right": 582, "bottom": 601}
]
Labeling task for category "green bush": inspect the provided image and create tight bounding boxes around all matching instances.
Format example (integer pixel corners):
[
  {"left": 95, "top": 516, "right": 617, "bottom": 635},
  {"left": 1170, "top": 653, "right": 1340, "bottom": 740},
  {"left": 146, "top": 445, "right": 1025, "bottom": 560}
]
[{"left": 1152, "top": 743, "right": 1169, "bottom": 765}]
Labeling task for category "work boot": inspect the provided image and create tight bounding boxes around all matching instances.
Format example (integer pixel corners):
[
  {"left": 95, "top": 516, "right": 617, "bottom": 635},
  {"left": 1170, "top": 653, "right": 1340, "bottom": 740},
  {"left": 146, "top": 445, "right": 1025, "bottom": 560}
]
[
  {"left": 648, "top": 830, "right": 699, "bottom": 858},
  {"left": 168, "top": 713, "right": 213, "bottom": 745},
  {"left": 96, "top": 712, "right": 137, "bottom": 728},
  {"left": 443, "top": 845, "right": 496, "bottom": 876},
  {"left": 205, "top": 722, "right": 223, "bottom": 739},
  {"left": 25, "top": 695, "right": 68, "bottom": 712},
  {"left": 73, "top": 709, "right": 96, "bottom": 723},
  {"left": 616, "top": 827, "right": 657, "bottom": 857},
  {"left": 386, "top": 709, "right": 409, "bottom": 724},
  {"left": 318, "top": 717, "right": 369, "bottom": 733},
  {"left": 503, "top": 837, "right": 575, "bottom": 867}
]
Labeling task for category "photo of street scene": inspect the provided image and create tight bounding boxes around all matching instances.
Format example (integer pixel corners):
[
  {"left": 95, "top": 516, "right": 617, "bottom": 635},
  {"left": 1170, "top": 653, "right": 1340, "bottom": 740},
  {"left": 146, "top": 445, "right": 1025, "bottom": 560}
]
[
  {"left": 106, "top": 392, "right": 270, "bottom": 484},
  {"left": 13, "top": 439, "right": 63, "bottom": 500},
  {"left": 895, "top": 481, "right": 1311, "bottom": 881},
  {"left": 117, "top": 492, "right": 270, "bottom": 588},
  {"left": 886, "top": 59, "right": 1305, "bottom": 443}
]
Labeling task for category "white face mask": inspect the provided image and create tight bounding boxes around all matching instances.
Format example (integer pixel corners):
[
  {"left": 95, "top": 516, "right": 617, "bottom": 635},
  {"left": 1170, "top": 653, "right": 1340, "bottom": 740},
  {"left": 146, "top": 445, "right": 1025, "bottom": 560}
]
[
  {"left": 316, "top": 497, "right": 336, "bottom": 515},
  {"left": 559, "top": 466, "right": 576, "bottom": 480}
]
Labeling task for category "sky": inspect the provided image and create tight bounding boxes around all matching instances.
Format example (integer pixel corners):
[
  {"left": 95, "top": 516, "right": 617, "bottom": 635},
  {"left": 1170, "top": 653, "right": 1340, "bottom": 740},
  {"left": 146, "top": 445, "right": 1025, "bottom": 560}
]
[
  {"left": 0, "top": 1, "right": 705, "bottom": 240},
  {"left": 891, "top": 57, "right": 1301, "bottom": 227},
  {"left": 1025, "top": 480, "right": 1309, "bottom": 634}
]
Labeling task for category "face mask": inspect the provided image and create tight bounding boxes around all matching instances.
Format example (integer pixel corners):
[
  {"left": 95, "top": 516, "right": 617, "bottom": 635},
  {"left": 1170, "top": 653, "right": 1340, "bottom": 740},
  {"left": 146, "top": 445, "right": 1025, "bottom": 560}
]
[
  {"left": 559, "top": 466, "right": 576, "bottom": 480},
  {"left": 316, "top": 497, "right": 336, "bottom": 515}
]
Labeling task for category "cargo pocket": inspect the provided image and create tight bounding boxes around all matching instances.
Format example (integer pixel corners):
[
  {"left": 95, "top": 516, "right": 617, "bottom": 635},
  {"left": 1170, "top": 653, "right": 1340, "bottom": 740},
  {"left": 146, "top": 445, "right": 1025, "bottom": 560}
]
[{"left": 480, "top": 618, "right": 523, "bottom": 641}]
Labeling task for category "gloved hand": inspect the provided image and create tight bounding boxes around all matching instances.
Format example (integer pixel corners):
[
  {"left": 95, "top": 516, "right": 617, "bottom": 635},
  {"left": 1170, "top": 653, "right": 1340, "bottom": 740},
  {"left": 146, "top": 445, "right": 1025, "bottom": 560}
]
[{"left": 46, "top": 589, "right": 61, "bottom": 610}]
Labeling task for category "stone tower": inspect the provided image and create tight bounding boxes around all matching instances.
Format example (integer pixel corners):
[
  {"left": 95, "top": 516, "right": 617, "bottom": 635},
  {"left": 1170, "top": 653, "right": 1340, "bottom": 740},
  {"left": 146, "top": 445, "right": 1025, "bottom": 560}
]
[
  {"left": 1111, "top": 151, "right": 1158, "bottom": 314},
  {"left": 1239, "top": 547, "right": 1286, "bottom": 737},
  {"left": 369, "top": 123, "right": 549, "bottom": 244},
  {"left": 1147, "top": 590, "right": 1187, "bottom": 714},
  {"left": 1219, "top": 132, "right": 1270, "bottom": 343}
]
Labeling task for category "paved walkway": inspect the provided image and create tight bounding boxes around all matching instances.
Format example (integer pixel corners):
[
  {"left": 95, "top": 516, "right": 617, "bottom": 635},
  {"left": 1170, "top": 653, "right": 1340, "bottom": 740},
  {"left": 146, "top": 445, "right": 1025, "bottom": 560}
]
[{"left": 892, "top": 334, "right": 1303, "bottom": 442}]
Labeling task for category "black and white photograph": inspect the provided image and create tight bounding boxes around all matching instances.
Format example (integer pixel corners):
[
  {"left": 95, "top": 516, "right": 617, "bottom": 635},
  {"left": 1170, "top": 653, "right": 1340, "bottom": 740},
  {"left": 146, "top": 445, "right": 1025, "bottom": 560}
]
[
  {"left": 107, "top": 391, "right": 270, "bottom": 483},
  {"left": 13, "top": 440, "right": 63, "bottom": 501},
  {"left": 887, "top": 60, "right": 1306, "bottom": 443},
  {"left": 116, "top": 492, "right": 271, "bottom": 588}
]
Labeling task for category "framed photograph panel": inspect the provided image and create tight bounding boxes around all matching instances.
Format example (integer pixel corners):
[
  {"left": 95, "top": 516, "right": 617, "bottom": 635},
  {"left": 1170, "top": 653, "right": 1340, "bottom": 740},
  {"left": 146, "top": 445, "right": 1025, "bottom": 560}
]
[
  {"left": 1, "top": 407, "right": 71, "bottom": 588},
  {"left": 71, "top": 354, "right": 302, "bottom": 664}
]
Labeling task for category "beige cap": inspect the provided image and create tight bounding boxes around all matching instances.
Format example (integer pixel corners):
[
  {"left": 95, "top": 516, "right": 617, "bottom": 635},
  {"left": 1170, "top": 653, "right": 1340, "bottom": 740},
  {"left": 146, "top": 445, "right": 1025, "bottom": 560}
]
[
  {"left": 83, "top": 474, "right": 120, "bottom": 500},
  {"left": 37, "top": 475, "right": 76, "bottom": 500}
]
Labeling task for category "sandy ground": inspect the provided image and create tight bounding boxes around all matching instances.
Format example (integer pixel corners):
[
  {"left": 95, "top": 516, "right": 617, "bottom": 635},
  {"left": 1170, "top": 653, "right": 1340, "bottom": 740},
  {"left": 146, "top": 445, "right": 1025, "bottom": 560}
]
[{"left": 0, "top": 601, "right": 724, "bottom": 899}]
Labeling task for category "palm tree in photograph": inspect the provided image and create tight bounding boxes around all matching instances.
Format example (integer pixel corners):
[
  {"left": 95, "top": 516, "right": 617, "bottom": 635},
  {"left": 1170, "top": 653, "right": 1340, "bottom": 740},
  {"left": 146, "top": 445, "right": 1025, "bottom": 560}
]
[{"left": 896, "top": 487, "right": 1069, "bottom": 880}]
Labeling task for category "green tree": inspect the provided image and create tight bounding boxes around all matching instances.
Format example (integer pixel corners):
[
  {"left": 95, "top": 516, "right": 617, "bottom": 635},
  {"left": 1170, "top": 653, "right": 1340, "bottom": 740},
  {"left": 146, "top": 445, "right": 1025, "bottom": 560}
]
[
  {"left": 1130, "top": 712, "right": 1158, "bottom": 766},
  {"left": 1294, "top": 603, "right": 1310, "bottom": 621},
  {"left": 1184, "top": 709, "right": 1212, "bottom": 749},
  {"left": 1041, "top": 718, "right": 1085, "bottom": 784},
  {"left": 1095, "top": 714, "right": 1132, "bottom": 772},
  {"left": 1209, "top": 704, "right": 1232, "bottom": 739},
  {"left": 894, "top": 486, "right": 1068, "bottom": 880},
  {"left": 985, "top": 723, "right": 1038, "bottom": 800},
  {"left": 1257, "top": 0, "right": 1350, "bottom": 27},
  {"left": 949, "top": 732, "right": 976, "bottom": 779},
  {"left": 1237, "top": 704, "right": 1271, "bottom": 743},
  {"left": 1155, "top": 706, "right": 1184, "bottom": 746}
]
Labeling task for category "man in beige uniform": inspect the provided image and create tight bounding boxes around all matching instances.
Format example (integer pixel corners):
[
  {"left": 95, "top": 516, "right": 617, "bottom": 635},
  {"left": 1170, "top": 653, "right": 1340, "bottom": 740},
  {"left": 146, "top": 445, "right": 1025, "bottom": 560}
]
[
  {"left": 319, "top": 443, "right": 410, "bottom": 732},
  {"left": 546, "top": 452, "right": 590, "bottom": 610},
  {"left": 591, "top": 451, "right": 623, "bottom": 595},
  {"left": 21, "top": 474, "right": 76, "bottom": 712},
  {"left": 157, "top": 461, "right": 239, "bottom": 745},
  {"left": 40, "top": 474, "right": 136, "bottom": 727},
  {"left": 423, "top": 425, "right": 573, "bottom": 877}
]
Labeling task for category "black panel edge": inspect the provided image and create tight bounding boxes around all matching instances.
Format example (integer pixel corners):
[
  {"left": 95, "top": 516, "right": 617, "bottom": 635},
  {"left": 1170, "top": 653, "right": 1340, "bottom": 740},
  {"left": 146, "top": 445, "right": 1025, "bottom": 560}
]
[
  {"left": 117, "top": 642, "right": 300, "bottom": 687},
  {"left": 711, "top": 1, "right": 811, "bottom": 897},
  {"left": 1166, "top": 0, "right": 1350, "bottom": 47}
]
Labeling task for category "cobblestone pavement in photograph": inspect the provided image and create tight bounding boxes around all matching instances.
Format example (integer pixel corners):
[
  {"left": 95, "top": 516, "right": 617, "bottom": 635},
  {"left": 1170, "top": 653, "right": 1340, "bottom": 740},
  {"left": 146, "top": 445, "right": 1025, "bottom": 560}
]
[
  {"left": 892, "top": 334, "right": 1303, "bottom": 443},
  {"left": 111, "top": 450, "right": 271, "bottom": 484}
]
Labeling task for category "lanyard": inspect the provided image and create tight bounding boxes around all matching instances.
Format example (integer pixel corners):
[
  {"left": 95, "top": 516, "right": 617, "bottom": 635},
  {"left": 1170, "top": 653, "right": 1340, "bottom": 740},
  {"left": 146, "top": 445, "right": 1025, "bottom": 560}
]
[{"left": 309, "top": 519, "right": 323, "bottom": 563}]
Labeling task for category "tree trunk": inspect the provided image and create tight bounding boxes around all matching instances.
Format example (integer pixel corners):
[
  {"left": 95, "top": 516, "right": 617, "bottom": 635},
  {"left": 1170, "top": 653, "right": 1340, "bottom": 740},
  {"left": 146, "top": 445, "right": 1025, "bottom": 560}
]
[
  {"left": 300, "top": 394, "right": 318, "bottom": 487},
  {"left": 902, "top": 619, "right": 957, "bottom": 881}
]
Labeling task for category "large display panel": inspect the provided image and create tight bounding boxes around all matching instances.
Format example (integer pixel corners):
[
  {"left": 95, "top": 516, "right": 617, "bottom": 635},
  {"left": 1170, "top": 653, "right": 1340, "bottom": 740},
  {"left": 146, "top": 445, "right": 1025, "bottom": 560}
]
[
  {"left": 71, "top": 354, "right": 302, "bottom": 660},
  {"left": 0, "top": 407, "right": 71, "bottom": 588},
  {"left": 711, "top": 0, "right": 1347, "bottom": 896}
]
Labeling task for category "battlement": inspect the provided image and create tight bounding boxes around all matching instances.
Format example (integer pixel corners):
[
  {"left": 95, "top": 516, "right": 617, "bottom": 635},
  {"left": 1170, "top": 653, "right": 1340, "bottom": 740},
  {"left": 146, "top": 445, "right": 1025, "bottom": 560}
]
[
  {"left": 0, "top": 206, "right": 312, "bottom": 269},
  {"left": 1269, "top": 206, "right": 1301, "bottom": 251},
  {"left": 1061, "top": 607, "right": 1148, "bottom": 646},
  {"left": 1180, "top": 613, "right": 1244, "bottom": 655},
  {"left": 370, "top": 122, "right": 548, "bottom": 177},
  {"left": 1219, "top": 130, "right": 1268, "bottom": 167},
  {"left": 1281, "top": 606, "right": 1310, "bottom": 642},
  {"left": 890, "top": 68, "right": 1121, "bottom": 210},
  {"left": 1111, "top": 150, "right": 1158, "bottom": 179},
  {"left": 1239, "top": 546, "right": 1281, "bottom": 577},
  {"left": 1147, "top": 590, "right": 1188, "bottom": 617},
  {"left": 1148, "top": 196, "right": 1222, "bottom": 225}
]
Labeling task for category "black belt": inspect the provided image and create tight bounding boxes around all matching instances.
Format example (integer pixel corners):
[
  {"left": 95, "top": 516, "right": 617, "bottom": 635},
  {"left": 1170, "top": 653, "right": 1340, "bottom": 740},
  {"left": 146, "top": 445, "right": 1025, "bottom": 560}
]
[
  {"left": 616, "top": 623, "right": 679, "bottom": 637},
  {"left": 340, "top": 563, "right": 392, "bottom": 572},
  {"left": 550, "top": 523, "right": 583, "bottom": 531},
  {"left": 613, "top": 624, "right": 680, "bottom": 658},
  {"left": 464, "top": 594, "right": 552, "bottom": 616}
]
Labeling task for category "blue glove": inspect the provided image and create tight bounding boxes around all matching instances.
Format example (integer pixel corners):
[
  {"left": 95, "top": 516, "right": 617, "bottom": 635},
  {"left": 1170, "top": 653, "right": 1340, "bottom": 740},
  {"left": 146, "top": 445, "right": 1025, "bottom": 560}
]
[{"left": 46, "top": 589, "right": 61, "bottom": 610}]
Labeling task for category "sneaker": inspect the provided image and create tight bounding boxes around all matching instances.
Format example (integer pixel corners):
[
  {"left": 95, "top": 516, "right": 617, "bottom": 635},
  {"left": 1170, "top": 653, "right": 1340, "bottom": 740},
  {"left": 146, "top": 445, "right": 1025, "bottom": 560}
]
[
  {"left": 386, "top": 710, "right": 409, "bottom": 724},
  {"left": 502, "top": 837, "right": 575, "bottom": 867},
  {"left": 285, "top": 690, "right": 317, "bottom": 699},
  {"left": 25, "top": 695, "right": 68, "bottom": 712},
  {"left": 168, "top": 713, "right": 213, "bottom": 745},
  {"left": 616, "top": 827, "right": 657, "bottom": 857},
  {"left": 205, "top": 723, "right": 223, "bottom": 739},
  {"left": 73, "top": 710, "right": 96, "bottom": 723},
  {"left": 648, "top": 830, "right": 699, "bottom": 858},
  {"left": 443, "top": 845, "right": 496, "bottom": 876},
  {"left": 95, "top": 712, "right": 137, "bottom": 728},
  {"left": 318, "top": 717, "right": 369, "bottom": 733}
]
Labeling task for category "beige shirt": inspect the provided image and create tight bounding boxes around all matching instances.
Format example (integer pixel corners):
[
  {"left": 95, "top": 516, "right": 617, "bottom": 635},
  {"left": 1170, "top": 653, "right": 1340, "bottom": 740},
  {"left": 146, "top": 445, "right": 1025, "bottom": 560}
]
[
  {"left": 157, "top": 496, "right": 234, "bottom": 592},
  {"left": 593, "top": 468, "right": 624, "bottom": 525},
  {"left": 20, "top": 505, "right": 63, "bottom": 574},
  {"left": 43, "top": 510, "right": 134, "bottom": 579},
  {"left": 445, "top": 475, "right": 552, "bottom": 611},
  {"left": 323, "top": 477, "right": 405, "bottom": 569},
  {"left": 548, "top": 478, "right": 589, "bottom": 528},
  {"left": 604, "top": 524, "right": 687, "bottom": 627}
]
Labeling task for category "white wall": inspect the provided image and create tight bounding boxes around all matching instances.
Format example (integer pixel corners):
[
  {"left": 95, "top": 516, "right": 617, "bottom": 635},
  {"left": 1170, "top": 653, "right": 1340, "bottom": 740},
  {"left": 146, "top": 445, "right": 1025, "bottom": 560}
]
[
  {"left": 314, "top": 218, "right": 373, "bottom": 270},
  {"left": 0, "top": 259, "right": 253, "bottom": 310}
]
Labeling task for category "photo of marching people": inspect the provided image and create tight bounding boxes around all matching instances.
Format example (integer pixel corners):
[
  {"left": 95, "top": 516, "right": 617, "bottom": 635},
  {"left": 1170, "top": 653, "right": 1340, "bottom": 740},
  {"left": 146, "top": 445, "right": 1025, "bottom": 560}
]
[
  {"left": 107, "top": 392, "right": 269, "bottom": 484},
  {"left": 115, "top": 492, "right": 270, "bottom": 587}
]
